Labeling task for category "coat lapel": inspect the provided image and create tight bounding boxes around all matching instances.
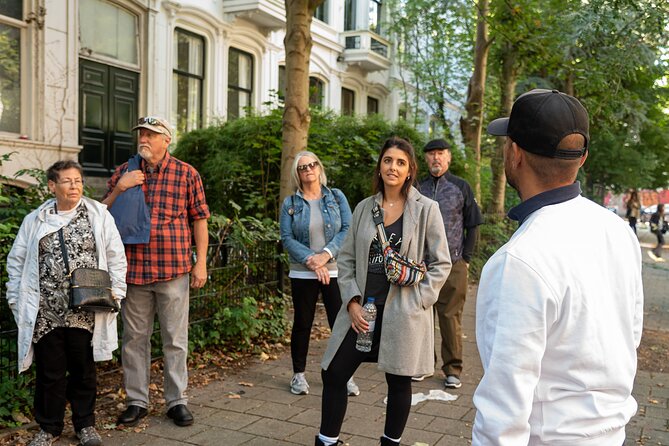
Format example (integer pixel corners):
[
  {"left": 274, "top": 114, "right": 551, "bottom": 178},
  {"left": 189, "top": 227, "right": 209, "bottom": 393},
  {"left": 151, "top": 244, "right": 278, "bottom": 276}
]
[{"left": 401, "top": 187, "right": 423, "bottom": 256}]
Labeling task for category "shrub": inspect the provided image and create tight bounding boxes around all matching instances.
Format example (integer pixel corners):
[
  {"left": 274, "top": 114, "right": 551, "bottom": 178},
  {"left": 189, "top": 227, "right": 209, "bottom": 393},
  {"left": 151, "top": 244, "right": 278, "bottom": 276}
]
[
  {"left": 173, "top": 108, "right": 425, "bottom": 219},
  {"left": 469, "top": 215, "right": 516, "bottom": 281}
]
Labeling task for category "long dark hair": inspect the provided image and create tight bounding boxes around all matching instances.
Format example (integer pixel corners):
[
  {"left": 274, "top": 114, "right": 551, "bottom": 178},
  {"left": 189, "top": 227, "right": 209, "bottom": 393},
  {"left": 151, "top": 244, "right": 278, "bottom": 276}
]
[{"left": 372, "top": 136, "right": 418, "bottom": 199}]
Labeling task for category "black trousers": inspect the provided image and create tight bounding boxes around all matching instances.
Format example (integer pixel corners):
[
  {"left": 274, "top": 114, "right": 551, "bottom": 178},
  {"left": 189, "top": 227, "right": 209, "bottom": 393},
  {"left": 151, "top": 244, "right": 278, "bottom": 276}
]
[
  {"left": 653, "top": 231, "right": 665, "bottom": 257},
  {"left": 290, "top": 278, "right": 342, "bottom": 373},
  {"left": 320, "top": 305, "right": 412, "bottom": 440},
  {"left": 33, "top": 327, "right": 97, "bottom": 436}
]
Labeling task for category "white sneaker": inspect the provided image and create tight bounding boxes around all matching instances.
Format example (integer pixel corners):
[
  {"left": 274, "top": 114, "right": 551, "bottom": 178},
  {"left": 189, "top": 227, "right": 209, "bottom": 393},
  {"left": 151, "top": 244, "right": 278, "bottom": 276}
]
[
  {"left": 347, "top": 378, "right": 360, "bottom": 396},
  {"left": 290, "top": 373, "right": 309, "bottom": 395},
  {"left": 411, "top": 372, "right": 434, "bottom": 382},
  {"left": 444, "top": 375, "right": 462, "bottom": 389},
  {"left": 648, "top": 251, "right": 660, "bottom": 261}
]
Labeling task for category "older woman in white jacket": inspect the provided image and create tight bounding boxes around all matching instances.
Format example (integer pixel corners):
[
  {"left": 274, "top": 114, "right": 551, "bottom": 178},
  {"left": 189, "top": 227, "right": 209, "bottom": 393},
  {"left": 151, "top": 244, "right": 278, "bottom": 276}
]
[{"left": 6, "top": 160, "right": 126, "bottom": 446}]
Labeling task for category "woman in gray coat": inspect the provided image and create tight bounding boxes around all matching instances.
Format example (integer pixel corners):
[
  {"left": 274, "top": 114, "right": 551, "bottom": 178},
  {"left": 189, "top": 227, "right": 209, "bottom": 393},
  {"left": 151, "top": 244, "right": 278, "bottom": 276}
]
[{"left": 315, "top": 137, "right": 451, "bottom": 446}]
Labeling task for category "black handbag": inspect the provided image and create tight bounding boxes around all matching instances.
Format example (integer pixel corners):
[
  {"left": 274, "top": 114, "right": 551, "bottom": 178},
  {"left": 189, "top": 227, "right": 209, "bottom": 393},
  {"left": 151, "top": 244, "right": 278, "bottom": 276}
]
[{"left": 57, "top": 221, "right": 119, "bottom": 313}]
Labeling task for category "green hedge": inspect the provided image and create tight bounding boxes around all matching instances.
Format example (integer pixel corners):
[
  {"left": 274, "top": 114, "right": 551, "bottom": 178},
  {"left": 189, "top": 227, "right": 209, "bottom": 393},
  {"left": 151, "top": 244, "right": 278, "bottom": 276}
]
[{"left": 173, "top": 109, "right": 426, "bottom": 218}]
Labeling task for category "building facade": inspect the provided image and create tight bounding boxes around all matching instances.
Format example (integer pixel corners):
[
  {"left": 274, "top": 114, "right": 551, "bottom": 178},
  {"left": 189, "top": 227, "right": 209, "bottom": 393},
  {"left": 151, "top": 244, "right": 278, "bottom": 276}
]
[{"left": 0, "top": 0, "right": 439, "bottom": 184}]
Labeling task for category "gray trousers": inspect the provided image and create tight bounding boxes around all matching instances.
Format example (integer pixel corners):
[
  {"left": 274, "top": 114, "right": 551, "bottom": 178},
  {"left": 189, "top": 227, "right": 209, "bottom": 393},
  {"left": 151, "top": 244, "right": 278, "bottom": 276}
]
[{"left": 121, "top": 274, "right": 190, "bottom": 409}]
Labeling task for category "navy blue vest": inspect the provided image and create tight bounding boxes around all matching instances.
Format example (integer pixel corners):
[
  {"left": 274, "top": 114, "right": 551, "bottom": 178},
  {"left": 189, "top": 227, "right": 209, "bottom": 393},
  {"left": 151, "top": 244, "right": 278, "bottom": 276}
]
[{"left": 109, "top": 154, "right": 151, "bottom": 244}]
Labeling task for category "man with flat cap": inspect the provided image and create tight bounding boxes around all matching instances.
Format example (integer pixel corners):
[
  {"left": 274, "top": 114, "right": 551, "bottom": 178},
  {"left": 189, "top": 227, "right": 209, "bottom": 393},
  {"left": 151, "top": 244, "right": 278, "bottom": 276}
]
[
  {"left": 473, "top": 90, "right": 643, "bottom": 445},
  {"left": 418, "top": 138, "right": 483, "bottom": 388},
  {"left": 103, "top": 116, "right": 210, "bottom": 427}
]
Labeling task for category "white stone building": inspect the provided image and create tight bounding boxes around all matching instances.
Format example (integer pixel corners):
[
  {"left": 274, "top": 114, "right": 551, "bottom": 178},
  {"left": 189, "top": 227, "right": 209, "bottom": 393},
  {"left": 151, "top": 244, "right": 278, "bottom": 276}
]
[{"left": 0, "top": 0, "right": 446, "bottom": 185}]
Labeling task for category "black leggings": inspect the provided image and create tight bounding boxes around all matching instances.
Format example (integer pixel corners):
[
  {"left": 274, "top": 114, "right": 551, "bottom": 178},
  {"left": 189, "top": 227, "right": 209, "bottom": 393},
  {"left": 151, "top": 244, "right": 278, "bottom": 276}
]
[
  {"left": 290, "top": 278, "right": 341, "bottom": 373},
  {"left": 320, "top": 305, "right": 412, "bottom": 439}
]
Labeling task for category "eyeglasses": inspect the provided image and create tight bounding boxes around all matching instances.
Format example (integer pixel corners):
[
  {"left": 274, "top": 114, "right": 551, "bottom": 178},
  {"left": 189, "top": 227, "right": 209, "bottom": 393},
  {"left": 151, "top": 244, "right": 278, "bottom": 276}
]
[
  {"left": 57, "top": 179, "right": 84, "bottom": 187},
  {"left": 297, "top": 161, "right": 319, "bottom": 172}
]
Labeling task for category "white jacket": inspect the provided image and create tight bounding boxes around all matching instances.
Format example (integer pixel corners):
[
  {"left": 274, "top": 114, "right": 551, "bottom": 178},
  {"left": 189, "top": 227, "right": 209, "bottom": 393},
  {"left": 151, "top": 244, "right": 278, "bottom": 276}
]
[
  {"left": 474, "top": 195, "right": 643, "bottom": 445},
  {"left": 5, "top": 197, "right": 127, "bottom": 373}
]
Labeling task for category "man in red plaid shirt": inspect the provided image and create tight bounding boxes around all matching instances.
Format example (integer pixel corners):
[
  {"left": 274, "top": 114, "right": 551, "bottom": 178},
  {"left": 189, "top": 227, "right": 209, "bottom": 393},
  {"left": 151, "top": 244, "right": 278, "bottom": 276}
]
[{"left": 103, "top": 116, "right": 209, "bottom": 428}]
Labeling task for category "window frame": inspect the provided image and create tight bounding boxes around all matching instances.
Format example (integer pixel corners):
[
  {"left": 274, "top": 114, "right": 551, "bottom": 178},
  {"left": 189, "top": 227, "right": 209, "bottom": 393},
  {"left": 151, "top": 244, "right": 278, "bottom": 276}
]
[
  {"left": 341, "top": 87, "right": 355, "bottom": 116},
  {"left": 227, "top": 47, "right": 254, "bottom": 120},
  {"left": 309, "top": 76, "right": 325, "bottom": 108},
  {"left": 0, "top": 2, "right": 28, "bottom": 136},
  {"left": 78, "top": 0, "right": 141, "bottom": 71},
  {"left": 314, "top": 0, "right": 329, "bottom": 24},
  {"left": 344, "top": 0, "right": 356, "bottom": 31},
  {"left": 172, "top": 27, "right": 205, "bottom": 136},
  {"left": 367, "top": 96, "right": 379, "bottom": 115},
  {"left": 369, "top": 0, "right": 383, "bottom": 34}
]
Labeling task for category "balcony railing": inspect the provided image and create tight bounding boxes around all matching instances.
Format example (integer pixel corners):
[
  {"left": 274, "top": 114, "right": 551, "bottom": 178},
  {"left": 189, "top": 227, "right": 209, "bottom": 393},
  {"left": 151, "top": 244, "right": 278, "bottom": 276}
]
[{"left": 340, "top": 30, "right": 391, "bottom": 72}]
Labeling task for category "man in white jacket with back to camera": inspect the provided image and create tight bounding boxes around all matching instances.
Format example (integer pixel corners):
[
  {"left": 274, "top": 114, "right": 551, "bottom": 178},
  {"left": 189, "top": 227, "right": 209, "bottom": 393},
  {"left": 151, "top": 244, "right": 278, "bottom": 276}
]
[{"left": 473, "top": 89, "right": 643, "bottom": 445}]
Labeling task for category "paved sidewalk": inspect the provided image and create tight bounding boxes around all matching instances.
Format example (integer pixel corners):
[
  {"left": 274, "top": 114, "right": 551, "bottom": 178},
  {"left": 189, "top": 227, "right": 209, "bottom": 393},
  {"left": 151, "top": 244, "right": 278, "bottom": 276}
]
[
  {"left": 13, "top": 222, "right": 669, "bottom": 445},
  {"left": 97, "top": 284, "right": 482, "bottom": 446}
]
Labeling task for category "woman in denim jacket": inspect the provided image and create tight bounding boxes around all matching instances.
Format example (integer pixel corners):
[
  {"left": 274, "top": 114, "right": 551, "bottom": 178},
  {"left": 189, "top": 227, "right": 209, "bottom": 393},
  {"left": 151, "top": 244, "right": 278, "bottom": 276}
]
[{"left": 279, "top": 151, "right": 358, "bottom": 396}]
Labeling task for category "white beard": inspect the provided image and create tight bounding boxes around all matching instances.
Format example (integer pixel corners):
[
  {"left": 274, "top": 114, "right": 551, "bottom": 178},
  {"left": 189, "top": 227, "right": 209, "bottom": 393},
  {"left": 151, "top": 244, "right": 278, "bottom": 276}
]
[
  {"left": 429, "top": 165, "right": 443, "bottom": 176},
  {"left": 138, "top": 145, "right": 151, "bottom": 160}
]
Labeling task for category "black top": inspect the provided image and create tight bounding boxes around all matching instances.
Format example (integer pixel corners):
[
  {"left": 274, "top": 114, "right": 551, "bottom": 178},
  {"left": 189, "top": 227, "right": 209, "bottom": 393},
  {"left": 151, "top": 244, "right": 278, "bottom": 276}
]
[{"left": 364, "top": 215, "right": 403, "bottom": 306}]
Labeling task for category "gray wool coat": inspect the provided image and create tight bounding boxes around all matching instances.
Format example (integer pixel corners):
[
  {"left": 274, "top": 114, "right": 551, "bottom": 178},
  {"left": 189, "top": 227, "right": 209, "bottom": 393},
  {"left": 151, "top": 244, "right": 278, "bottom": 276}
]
[{"left": 321, "top": 187, "right": 452, "bottom": 376}]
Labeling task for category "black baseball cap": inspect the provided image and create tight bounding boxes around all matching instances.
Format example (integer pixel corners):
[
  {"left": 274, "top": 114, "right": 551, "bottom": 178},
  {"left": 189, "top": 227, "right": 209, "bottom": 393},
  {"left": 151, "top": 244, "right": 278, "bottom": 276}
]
[
  {"left": 487, "top": 89, "right": 589, "bottom": 159},
  {"left": 424, "top": 138, "right": 451, "bottom": 152}
]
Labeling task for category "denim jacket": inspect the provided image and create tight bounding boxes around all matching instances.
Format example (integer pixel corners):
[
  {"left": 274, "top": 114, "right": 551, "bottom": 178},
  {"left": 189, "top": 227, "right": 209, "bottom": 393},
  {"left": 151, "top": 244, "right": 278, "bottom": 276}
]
[{"left": 279, "top": 186, "right": 352, "bottom": 265}]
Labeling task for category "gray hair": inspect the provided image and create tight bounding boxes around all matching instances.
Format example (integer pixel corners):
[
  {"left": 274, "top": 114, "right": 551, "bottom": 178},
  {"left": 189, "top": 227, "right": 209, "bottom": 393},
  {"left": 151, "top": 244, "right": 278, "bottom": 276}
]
[{"left": 290, "top": 151, "right": 328, "bottom": 192}]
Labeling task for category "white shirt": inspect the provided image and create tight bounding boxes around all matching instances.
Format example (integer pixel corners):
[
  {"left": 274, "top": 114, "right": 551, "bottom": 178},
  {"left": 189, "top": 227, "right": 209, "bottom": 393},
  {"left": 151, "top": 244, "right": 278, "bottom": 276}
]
[{"left": 473, "top": 195, "right": 643, "bottom": 445}]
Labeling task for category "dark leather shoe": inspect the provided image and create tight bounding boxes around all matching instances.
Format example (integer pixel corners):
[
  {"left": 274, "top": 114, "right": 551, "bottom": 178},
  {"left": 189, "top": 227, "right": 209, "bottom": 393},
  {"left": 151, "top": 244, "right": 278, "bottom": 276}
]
[
  {"left": 167, "top": 404, "right": 194, "bottom": 426},
  {"left": 116, "top": 405, "right": 148, "bottom": 426}
]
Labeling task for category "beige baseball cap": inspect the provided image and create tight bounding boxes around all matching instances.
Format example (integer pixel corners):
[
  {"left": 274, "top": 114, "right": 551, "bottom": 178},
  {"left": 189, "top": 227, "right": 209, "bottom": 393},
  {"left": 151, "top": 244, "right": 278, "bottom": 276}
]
[{"left": 132, "top": 116, "right": 172, "bottom": 138}]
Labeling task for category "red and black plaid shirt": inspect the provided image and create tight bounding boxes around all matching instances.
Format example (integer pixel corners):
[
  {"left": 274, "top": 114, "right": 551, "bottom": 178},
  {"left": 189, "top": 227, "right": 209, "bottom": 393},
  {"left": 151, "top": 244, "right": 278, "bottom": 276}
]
[{"left": 105, "top": 153, "right": 210, "bottom": 285}]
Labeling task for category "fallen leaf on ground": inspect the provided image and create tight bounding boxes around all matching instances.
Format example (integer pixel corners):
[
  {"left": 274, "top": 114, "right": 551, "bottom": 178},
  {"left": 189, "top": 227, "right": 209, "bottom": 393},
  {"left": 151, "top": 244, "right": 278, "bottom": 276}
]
[{"left": 238, "top": 381, "right": 254, "bottom": 387}]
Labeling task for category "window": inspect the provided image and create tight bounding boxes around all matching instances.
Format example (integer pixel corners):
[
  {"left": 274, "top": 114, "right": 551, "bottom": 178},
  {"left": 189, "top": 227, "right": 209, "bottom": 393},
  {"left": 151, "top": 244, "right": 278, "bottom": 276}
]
[
  {"left": 79, "top": 0, "right": 138, "bottom": 65},
  {"left": 277, "top": 68, "right": 324, "bottom": 108},
  {"left": 369, "top": 0, "right": 382, "bottom": 34},
  {"left": 172, "top": 29, "right": 204, "bottom": 137},
  {"left": 344, "top": 0, "right": 355, "bottom": 31},
  {"left": 0, "top": 2, "right": 23, "bottom": 133},
  {"left": 398, "top": 102, "right": 408, "bottom": 120},
  {"left": 314, "top": 0, "right": 329, "bottom": 23},
  {"left": 278, "top": 65, "right": 286, "bottom": 101},
  {"left": 341, "top": 88, "right": 355, "bottom": 116},
  {"left": 227, "top": 48, "right": 253, "bottom": 119},
  {"left": 367, "top": 96, "right": 379, "bottom": 115},
  {"left": 309, "top": 77, "right": 324, "bottom": 107}
]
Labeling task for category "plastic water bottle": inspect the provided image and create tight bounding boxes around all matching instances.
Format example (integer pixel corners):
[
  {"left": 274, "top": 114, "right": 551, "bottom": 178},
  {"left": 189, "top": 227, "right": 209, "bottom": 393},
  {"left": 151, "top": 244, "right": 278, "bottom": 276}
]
[{"left": 355, "top": 297, "right": 377, "bottom": 352}]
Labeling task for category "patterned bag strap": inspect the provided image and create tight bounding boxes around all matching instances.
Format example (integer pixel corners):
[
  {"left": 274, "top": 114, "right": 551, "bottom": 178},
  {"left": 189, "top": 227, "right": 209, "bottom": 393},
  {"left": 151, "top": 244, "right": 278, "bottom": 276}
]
[
  {"left": 54, "top": 202, "right": 71, "bottom": 276},
  {"left": 371, "top": 202, "right": 390, "bottom": 247}
]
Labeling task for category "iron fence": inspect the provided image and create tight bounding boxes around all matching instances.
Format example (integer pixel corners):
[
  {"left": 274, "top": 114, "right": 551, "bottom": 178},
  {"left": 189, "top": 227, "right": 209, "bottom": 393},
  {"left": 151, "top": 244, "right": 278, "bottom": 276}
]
[{"left": 0, "top": 239, "right": 284, "bottom": 384}]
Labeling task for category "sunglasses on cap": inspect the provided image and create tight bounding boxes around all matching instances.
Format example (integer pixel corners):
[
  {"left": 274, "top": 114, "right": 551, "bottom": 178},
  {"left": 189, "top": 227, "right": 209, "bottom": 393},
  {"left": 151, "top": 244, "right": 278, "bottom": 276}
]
[
  {"left": 137, "top": 117, "right": 165, "bottom": 126},
  {"left": 297, "top": 161, "right": 319, "bottom": 172}
]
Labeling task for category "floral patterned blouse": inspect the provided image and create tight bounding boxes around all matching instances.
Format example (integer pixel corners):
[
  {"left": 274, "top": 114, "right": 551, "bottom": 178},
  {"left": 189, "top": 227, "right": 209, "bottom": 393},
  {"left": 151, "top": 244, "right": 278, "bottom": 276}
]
[{"left": 32, "top": 203, "right": 98, "bottom": 343}]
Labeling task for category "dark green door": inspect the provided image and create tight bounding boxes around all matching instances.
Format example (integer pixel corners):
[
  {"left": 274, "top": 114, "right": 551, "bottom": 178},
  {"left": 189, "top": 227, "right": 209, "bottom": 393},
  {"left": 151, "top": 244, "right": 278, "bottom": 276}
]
[{"left": 79, "top": 59, "right": 138, "bottom": 176}]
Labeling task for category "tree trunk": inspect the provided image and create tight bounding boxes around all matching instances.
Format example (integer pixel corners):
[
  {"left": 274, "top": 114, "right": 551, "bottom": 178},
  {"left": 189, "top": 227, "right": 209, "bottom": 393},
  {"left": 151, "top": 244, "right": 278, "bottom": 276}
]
[
  {"left": 486, "top": 42, "right": 518, "bottom": 217},
  {"left": 459, "top": 0, "right": 489, "bottom": 204},
  {"left": 280, "top": 0, "right": 324, "bottom": 202}
]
